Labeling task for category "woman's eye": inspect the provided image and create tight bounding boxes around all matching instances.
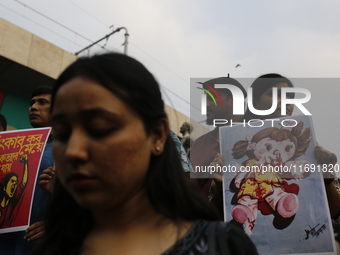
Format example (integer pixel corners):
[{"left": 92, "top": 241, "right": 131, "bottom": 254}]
[
  {"left": 265, "top": 144, "right": 272, "bottom": 151},
  {"left": 54, "top": 132, "right": 70, "bottom": 142},
  {"left": 88, "top": 128, "right": 116, "bottom": 138},
  {"left": 53, "top": 125, "right": 70, "bottom": 142}
]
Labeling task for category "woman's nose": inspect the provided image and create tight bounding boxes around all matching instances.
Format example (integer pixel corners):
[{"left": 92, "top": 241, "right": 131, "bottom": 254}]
[{"left": 65, "top": 130, "right": 89, "bottom": 164}]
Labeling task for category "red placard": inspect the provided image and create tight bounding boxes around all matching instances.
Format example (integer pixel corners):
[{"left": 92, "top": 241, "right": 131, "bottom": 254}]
[{"left": 0, "top": 127, "right": 51, "bottom": 233}]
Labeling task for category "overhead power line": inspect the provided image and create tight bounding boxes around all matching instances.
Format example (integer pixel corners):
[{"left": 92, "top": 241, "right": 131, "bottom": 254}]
[
  {"left": 0, "top": 3, "right": 84, "bottom": 48},
  {"left": 66, "top": 0, "right": 110, "bottom": 28},
  {"left": 75, "top": 27, "right": 129, "bottom": 55},
  {"left": 62, "top": 0, "right": 195, "bottom": 111},
  {"left": 14, "top": 0, "right": 94, "bottom": 44},
  {"left": 60, "top": 0, "right": 195, "bottom": 110},
  {"left": 9, "top": 0, "right": 196, "bottom": 113},
  {"left": 13, "top": 0, "right": 113, "bottom": 53}
]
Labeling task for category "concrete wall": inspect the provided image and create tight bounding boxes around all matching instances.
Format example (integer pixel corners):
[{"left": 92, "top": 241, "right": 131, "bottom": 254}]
[{"left": 0, "top": 18, "right": 77, "bottom": 79}]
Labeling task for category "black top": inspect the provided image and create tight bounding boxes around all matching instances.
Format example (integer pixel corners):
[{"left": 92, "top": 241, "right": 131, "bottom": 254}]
[
  {"left": 69, "top": 220, "right": 258, "bottom": 255},
  {"left": 162, "top": 220, "right": 258, "bottom": 255}
]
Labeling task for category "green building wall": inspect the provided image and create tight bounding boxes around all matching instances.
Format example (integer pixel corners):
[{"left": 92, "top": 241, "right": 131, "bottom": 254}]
[{"left": 1, "top": 90, "right": 31, "bottom": 130}]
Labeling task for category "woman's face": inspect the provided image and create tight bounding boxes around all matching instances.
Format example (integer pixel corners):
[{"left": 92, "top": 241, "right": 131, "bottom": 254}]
[
  {"left": 254, "top": 82, "right": 294, "bottom": 119},
  {"left": 51, "top": 77, "right": 158, "bottom": 211}
]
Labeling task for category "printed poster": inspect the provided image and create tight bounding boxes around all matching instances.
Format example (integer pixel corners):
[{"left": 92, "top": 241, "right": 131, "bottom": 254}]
[
  {"left": 0, "top": 128, "right": 51, "bottom": 234},
  {"left": 220, "top": 115, "right": 336, "bottom": 254}
]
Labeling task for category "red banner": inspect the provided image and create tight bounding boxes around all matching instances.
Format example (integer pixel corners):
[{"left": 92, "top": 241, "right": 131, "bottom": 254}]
[{"left": 0, "top": 127, "right": 51, "bottom": 233}]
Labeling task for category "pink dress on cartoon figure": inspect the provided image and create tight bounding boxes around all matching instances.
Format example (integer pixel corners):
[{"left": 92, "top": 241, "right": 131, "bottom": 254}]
[{"left": 230, "top": 125, "right": 311, "bottom": 235}]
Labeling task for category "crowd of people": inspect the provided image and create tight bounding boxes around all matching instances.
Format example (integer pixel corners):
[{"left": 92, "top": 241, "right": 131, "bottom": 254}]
[{"left": 0, "top": 52, "right": 338, "bottom": 254}]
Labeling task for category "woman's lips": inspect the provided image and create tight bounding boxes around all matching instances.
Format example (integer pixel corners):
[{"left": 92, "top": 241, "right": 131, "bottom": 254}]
[{"left": 68, "top": 173, "right": 97, "bottom": 190}]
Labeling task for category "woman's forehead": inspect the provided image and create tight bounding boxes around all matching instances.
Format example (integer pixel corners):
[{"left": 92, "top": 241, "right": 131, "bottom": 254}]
[{"left": 53, "top": 79, "right": 125, "bottom": 113}]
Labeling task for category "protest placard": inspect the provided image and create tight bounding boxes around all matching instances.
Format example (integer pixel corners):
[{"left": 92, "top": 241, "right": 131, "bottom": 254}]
[
  {"left": 0, "top": 128, "right": 51, "bottom": 233},
  {"left": 220, "top": 116, "right": 336, "bottom": 254}
]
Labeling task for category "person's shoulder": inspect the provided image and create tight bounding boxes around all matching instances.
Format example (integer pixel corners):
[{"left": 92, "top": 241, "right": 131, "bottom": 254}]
[
  {"left": 191, "top": 131, "right": 213, "bottom": 146},
  {"left": 169, "top": 130, "right": 182, "bottom": 145},
  {"left": 163, "top": 220, "right": 258, "bottom": 255},
  {"left": 197, "top": 131, "right": 212, "bottom": 140}
]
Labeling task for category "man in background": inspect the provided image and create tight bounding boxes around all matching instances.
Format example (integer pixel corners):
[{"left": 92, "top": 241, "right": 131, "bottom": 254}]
[
  {"left": 179, "top": 122, "right": 194, "bottom": 154},
  {"left": 189, "top": 76, "right": 247, "bottom": 213}
]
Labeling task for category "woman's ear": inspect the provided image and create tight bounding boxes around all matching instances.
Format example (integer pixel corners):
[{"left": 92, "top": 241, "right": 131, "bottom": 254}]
[{"left": 151, "top": 118, "right": 169, "bottom": 156}]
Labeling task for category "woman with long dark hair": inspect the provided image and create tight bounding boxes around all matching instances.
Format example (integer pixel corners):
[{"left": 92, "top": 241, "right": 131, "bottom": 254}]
[{"left": 31, "top": 53, "right": 258, "bottom": 255}]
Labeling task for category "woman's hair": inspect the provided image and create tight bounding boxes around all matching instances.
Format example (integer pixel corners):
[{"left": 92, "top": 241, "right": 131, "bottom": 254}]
[
  {"left": 232, "top": 122, "right": 310, "bottom": 161},
  {"left": 244, "top": 73, "right": 293, "bottom": 121},
  {"left": 32, "top": 53, "right": 219, "bottom": 255}
]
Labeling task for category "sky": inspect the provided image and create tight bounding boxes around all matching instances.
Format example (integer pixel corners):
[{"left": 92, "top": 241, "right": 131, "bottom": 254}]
[{"left": 1, "top": 0, "right": 340, "bottom": 172}]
